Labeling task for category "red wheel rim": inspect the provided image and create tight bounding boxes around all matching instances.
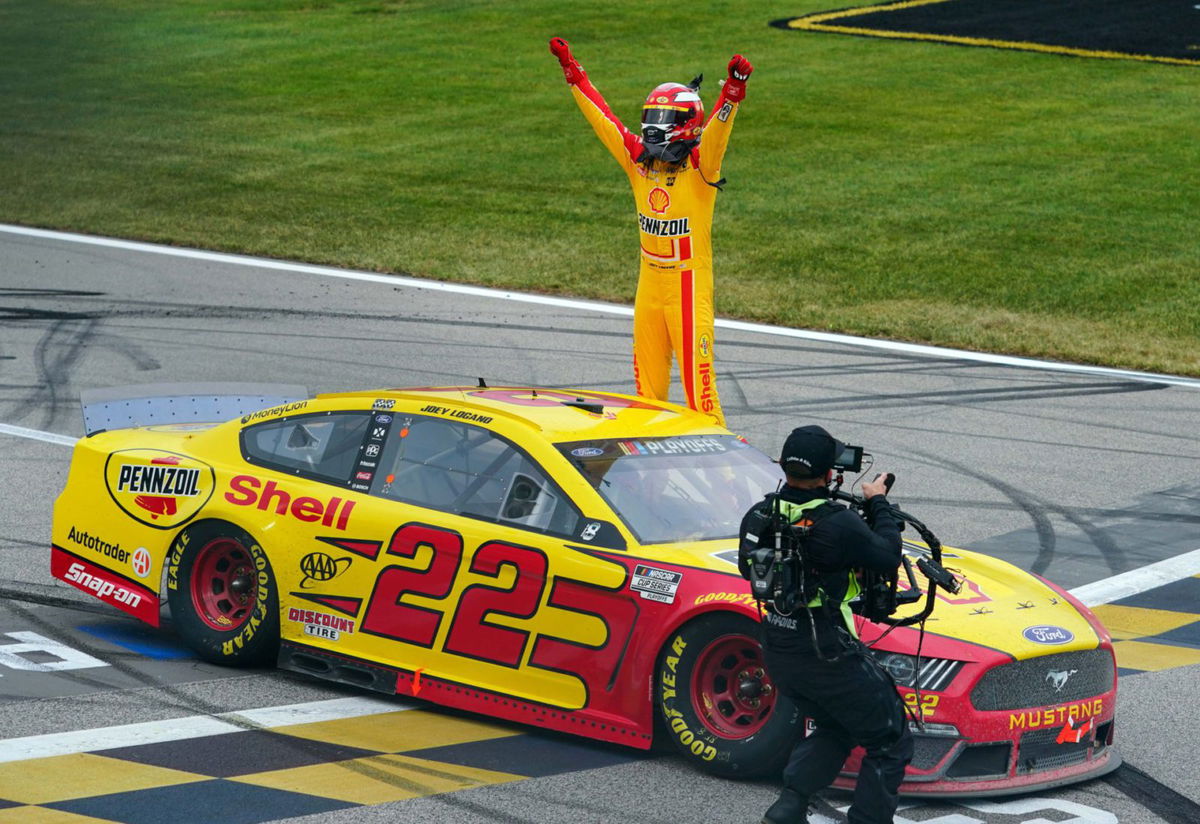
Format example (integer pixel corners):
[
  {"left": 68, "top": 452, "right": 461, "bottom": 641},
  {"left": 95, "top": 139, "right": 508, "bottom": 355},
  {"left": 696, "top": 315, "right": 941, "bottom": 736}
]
[
  {"left": 690, "top": 633, "right": 777, "bottom": 739},
  {"left": 190, "top": 538, "right": 257, "bottom": 632}
]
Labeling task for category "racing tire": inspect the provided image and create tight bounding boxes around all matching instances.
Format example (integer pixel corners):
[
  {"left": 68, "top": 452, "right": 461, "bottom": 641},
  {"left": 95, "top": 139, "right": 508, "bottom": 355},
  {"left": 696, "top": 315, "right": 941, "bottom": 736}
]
[
  {"left": 656, "top": 613, "right": 801, "bottom": 779},
  {"left": 165, "top": 520, "right": 279, "bottom": 666}
]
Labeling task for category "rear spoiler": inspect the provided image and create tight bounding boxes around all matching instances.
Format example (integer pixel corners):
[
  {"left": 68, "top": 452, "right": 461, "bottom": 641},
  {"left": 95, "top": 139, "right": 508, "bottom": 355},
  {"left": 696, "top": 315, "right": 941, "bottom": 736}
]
[{"left": 80, "top": 383, "right": 310, "bottom": 437}]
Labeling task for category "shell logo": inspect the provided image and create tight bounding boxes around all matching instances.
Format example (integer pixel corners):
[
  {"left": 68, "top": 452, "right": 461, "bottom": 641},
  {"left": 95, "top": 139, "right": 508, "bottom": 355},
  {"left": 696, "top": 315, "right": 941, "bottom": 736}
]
[{"left": 648, "top": 187, "right": 670, "bottom": 214}]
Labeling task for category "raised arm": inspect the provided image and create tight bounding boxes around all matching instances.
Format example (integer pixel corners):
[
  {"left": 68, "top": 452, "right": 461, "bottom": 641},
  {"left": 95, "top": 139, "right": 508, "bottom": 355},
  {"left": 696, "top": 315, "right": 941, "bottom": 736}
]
[
  {"left": 698, "top": 54, "right": 753, "bottom": 182},
  {"left": 550, "top": 37, "right": 641, "bottom": 168}
]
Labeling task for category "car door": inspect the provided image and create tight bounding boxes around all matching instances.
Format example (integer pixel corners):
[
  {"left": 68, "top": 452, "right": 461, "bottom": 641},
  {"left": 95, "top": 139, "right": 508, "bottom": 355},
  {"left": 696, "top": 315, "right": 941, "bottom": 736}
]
[{"left": 322, "top": 410, "right": 638, "bottom": 712}]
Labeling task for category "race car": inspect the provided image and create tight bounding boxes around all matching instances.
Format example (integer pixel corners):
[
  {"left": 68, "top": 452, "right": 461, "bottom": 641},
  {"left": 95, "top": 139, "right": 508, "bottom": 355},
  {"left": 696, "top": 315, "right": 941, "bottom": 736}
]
[{"left": 50, "top": 383, "right": 1118, "bottom": 794}]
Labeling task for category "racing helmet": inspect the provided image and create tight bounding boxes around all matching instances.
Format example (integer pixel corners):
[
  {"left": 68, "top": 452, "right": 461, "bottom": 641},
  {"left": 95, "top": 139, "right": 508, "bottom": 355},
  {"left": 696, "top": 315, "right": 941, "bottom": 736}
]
[{"left": 640, "top": 78, "right": 704, "bottom": 164}]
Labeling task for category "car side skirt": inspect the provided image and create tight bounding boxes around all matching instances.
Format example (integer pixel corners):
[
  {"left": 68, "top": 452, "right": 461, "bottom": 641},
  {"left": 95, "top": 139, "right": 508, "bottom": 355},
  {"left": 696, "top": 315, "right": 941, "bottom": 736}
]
[{"left": 278, "top": 640, "right": 655, "bottom": 749}]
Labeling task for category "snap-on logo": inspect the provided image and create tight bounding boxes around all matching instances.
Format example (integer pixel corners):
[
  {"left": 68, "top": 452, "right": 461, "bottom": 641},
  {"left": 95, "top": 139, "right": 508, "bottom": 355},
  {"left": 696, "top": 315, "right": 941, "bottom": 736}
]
[
  {"left": 104, "top": 450, "right": 215, "bottom": 529},
  {"left": 1023, "top": 625, "right": 1074, "bottom": 645}
]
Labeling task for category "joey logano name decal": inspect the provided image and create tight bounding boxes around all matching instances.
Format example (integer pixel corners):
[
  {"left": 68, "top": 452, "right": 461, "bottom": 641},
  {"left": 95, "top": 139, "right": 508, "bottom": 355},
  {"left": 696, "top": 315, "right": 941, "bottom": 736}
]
[{"left": 104, "top": 449, "right": 216, "bottom": 529}]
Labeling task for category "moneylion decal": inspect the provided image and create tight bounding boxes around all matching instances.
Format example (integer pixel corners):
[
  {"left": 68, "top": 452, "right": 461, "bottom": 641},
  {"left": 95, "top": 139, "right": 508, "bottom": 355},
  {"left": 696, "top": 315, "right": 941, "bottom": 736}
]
[
  {"left": 771, "top": 0, "right": 1200, "bottom": 69},
  {"left": 104, "top": 449, "right": 215, "bottom": 529}
]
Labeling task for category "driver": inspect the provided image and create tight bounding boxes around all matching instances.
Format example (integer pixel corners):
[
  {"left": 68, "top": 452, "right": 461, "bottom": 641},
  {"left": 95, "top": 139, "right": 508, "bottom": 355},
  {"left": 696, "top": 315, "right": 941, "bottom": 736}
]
[
  {"left": 738, "top": 425, "right": 911, "bottom": 824},
  {"left": 549, "top": 37, "right": 752, "bottom": 427}
]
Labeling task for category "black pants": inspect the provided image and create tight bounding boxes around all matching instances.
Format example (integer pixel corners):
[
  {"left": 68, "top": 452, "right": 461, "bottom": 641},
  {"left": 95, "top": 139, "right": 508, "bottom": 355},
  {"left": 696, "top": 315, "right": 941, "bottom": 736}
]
[{"left": 764, "top": 634, "right": 914, "bottom": 824}]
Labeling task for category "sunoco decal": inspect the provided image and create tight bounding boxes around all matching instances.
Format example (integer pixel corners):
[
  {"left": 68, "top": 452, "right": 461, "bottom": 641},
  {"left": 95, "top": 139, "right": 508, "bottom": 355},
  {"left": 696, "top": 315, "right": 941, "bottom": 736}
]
[
  {"left": 1023, "top": 625, "right": 1074, "bottom": 645},
  {"left": 104, "top": 450, "right": 215, "bottom": 530},
  {"left": 630, "top": 564, "right": 682, "bottom": 604}
]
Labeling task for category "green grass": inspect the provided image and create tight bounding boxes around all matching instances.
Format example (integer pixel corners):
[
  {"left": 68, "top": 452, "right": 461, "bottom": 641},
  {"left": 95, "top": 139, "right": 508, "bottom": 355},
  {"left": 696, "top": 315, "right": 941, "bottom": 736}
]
[{"left": 2, "top": 0, "right": 1198, "bottom": 374}]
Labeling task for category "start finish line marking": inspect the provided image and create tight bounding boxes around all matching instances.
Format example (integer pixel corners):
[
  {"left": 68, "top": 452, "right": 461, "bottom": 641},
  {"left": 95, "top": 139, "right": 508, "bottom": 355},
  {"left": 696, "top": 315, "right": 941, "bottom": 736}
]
[{"left": 0, "top": 696, "right": 410, "bottom": 764}]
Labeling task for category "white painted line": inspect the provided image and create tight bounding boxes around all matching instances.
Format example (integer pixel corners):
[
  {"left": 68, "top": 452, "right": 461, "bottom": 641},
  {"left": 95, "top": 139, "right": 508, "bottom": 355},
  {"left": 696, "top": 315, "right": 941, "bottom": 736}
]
[
  {"left": 1069, "top": 547, "right": 1200, "bottom": 607},
  {"left": 3, "top": 222, "right": 1199, "bottom": 389},
  {"left": 0, "top": 422, "right": 77, "bottom": 447},
  {"left": 0, "top": 696, "right": 409, "bottom": 764}
]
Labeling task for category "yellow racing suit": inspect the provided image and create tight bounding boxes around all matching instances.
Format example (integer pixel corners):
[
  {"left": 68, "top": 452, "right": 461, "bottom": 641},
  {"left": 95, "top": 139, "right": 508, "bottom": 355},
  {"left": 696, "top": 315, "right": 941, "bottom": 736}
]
[{"left": 568, "top": 77, "right": 741, "bottom": 427}]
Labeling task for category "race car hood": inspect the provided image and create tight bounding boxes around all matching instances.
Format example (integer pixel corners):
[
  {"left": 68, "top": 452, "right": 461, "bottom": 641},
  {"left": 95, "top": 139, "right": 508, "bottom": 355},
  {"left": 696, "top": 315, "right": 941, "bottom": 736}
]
[{"left": 655, "top": 538, "right": 1105, "bottom": 661}]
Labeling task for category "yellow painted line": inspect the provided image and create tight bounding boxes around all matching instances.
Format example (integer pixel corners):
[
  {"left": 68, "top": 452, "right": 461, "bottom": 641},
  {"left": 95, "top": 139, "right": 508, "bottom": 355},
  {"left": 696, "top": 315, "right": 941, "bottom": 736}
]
[
  {"left": 232, "top": 753, "right": 523, "bottom": 805},
  {"left": 1110, "top": 640, "right": 1200, "bottom": 672},
  {"left": 1090, "top": 604, "right": 1200, "bottom": 641},
  {"left": 781, "top": 1, "right": 1200, "bottom": 68},
  {"left": 0, "top": 753, "right": 205, "bottom": 805},
  {"left": 273, "top": 709, "right": 521, "bottom": 753},
  {"left": 0, "top": 809, "right": 115, "bottom": 823}
]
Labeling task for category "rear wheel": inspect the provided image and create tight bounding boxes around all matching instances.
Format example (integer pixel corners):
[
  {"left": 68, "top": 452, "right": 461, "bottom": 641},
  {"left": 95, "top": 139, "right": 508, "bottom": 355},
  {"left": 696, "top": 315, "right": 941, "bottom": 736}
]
[
  {"left": 657, "top": 613, "right": 800, "bottom": 778},
  {"left": 166, "top": 521, "right": 279, "bottom": 665}
]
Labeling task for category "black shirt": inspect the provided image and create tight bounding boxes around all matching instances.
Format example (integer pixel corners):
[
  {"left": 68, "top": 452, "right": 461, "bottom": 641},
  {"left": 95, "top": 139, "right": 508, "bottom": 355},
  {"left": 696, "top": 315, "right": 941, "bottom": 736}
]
[{"left": 740, "top": 485, "right": 902, "bottom": 653}]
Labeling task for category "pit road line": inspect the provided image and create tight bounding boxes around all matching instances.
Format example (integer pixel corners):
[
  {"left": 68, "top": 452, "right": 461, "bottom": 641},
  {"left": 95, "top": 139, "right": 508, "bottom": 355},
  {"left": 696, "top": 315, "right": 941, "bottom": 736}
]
[{"left": 4, "top": 222, "right": 1200, "bottom": 389}]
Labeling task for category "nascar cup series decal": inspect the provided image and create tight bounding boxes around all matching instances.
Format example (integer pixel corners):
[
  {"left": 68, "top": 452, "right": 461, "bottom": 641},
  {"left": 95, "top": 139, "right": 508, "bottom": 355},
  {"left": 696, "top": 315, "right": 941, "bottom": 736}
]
[
  {"left": 630, "top": 564, "right": 682, "bottom": 604},
  {"left": 104, "top": 449, "right": 215, "bottom": 529}
]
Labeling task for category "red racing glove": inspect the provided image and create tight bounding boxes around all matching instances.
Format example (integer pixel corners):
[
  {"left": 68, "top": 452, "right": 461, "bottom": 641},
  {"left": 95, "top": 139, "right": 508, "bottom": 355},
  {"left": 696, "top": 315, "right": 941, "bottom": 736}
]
[
  {"left": 722, "top": 54, "right": 753, "bottom": 102},
  {"left": 549, "top": 37, "right": 586, "bottom": 86}
]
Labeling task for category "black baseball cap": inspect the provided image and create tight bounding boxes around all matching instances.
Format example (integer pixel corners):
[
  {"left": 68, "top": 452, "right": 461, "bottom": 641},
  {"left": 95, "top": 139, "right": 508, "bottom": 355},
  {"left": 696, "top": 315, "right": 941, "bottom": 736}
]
[{"left": 779, "top": 425, "right": 844, "bottom": 479}]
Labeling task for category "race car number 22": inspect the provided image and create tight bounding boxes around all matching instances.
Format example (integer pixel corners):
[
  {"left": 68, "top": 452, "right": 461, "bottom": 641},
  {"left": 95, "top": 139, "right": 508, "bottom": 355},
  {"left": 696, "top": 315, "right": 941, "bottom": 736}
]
[{"left": 359, "top": 522, "right": 636, "bottom": 695}]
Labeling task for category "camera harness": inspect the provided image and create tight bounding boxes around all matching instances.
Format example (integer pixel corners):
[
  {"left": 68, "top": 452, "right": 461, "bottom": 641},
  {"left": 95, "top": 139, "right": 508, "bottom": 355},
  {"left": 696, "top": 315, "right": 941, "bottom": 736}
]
[{"left": 744, "top": 475, "right": 962, "bottom": 731}]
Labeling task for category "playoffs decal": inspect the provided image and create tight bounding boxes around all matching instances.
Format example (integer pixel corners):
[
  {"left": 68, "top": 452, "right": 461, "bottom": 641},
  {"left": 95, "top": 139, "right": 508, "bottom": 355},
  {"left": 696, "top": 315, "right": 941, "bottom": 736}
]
[{"left": 104, "top": 449, "right": 215, "bottom": 529}]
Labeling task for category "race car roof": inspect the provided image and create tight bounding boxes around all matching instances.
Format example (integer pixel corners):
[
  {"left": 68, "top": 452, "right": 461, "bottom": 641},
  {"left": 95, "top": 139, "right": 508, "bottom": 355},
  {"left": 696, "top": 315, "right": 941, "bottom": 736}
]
[{"left": 315, "top": 386, "right": 725, "bottom": 442}]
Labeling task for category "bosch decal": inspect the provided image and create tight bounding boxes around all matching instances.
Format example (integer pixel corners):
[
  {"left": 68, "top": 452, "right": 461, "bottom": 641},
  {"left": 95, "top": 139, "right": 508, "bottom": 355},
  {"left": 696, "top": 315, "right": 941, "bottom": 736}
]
[{"left": 104, "top": 449, "right": 215, "bottom": 529}]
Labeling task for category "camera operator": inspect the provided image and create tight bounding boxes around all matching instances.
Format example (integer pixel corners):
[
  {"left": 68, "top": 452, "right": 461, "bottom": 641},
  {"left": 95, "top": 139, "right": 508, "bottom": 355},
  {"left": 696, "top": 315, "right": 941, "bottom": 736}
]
[{"left": 739, "top": 425, "right": 913, "bottom": 824}]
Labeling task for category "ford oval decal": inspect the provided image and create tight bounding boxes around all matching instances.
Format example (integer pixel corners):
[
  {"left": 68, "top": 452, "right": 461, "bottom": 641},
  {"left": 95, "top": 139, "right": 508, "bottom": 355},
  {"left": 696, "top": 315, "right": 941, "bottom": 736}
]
[
  {"left": 1023, "top": 625, "right": 1074, "bottom": 645},
  {"left": 571, "top": 447, "right": 605, "bottom": 457}
]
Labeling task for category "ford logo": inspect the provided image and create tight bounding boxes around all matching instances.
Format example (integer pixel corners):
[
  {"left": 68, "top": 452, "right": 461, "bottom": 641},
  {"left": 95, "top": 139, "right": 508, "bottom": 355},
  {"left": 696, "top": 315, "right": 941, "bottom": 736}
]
[
  {"left": 1023, "top": 625, "right": 1074, "bottom": 645},
  {"left": 571, "top": 447, "right": 605, "bottom": 457},
  {"left": 375, "top": 415, "right": 393, "bottom": 424}
]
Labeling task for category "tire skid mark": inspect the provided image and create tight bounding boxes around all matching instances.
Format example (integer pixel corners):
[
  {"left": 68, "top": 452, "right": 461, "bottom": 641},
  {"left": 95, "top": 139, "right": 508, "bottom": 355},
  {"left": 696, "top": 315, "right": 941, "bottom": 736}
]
[{"left": 909, "top": 450, "right": 1058, "bottom": 575}]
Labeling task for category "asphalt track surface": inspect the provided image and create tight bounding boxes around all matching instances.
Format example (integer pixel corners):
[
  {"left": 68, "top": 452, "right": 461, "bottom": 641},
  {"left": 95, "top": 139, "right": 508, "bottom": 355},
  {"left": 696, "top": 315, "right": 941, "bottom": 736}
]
[{"left": 1, "top": 226, "right": 1198, "bottom": 823}]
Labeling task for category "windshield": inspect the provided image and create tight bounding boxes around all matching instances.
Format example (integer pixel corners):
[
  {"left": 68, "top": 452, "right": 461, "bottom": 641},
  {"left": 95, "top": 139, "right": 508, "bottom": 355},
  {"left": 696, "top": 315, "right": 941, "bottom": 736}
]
[{"left": 558, "top": 435, "right": 784, "bottom": 545}]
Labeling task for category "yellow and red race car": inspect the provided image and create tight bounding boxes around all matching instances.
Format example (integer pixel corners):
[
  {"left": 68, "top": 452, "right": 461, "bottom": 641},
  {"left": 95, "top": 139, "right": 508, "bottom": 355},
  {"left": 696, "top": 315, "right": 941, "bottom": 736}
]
[{"left": 51, "top": 384, "right": 1118, "bottom": 794}]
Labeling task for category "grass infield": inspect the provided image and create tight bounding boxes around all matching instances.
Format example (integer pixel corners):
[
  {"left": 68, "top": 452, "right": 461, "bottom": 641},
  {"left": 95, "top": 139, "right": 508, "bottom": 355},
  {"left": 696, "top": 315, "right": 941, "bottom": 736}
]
[{"left": 2, "top": 0, "right": 1198, "bottom": 375}]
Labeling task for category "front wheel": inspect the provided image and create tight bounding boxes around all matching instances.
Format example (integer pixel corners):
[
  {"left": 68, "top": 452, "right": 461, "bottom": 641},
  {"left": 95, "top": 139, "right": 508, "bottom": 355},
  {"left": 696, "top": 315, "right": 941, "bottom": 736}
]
[
  {"left": 165, "top": 520, "right": 279, "bottom": 666},
  {"left": 656, "top": 613, "right": 800, "bottom": 778}
]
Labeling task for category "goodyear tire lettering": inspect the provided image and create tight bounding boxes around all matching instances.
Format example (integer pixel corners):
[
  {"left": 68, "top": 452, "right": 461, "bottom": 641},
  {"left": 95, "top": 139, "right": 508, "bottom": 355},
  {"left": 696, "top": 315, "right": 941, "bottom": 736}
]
[
  {"left": 167, "top": 522, "right": 279, "bottom": 667},
  {"left": 656, "top": 614, "right": 801, "bottom": 779}
]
